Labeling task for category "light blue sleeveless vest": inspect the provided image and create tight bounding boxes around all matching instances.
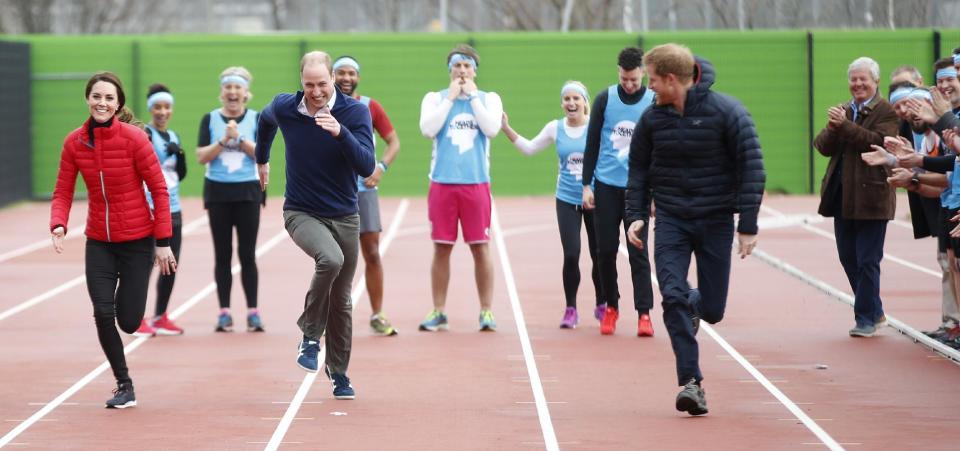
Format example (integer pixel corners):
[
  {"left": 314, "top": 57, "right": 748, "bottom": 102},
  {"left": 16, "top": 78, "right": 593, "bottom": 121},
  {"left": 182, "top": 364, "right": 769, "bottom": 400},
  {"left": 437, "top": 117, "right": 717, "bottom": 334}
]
[
  {"left": 595, "top": 85, "right": 654, "bottom": 188},
  {"left": 429, "top": 90, "right": 490, "bottom": 184},
  {"left": 555, "top": 119, "right": 587, "bottom": 206},
  {"left": 205, "top": 108, "right": 259, "bottom": 183},
  {"left": 144, "top": 124, "right": 182, "bottom": 213}
]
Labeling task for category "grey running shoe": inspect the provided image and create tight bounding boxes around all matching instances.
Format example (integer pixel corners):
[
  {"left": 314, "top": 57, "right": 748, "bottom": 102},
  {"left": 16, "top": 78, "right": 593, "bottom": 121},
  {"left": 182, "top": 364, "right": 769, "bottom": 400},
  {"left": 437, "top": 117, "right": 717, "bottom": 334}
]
[
  {"left": 849, "top": 324, "right": 877, "bottom": 337},
  {"left": 676, "top": 379, "right": 708, "bottom": 416},
  {"left": 370, "top": 314, "right": 398, "bottom": 336},
  {"left": 105, "top": 383, "right": 136, "bottom": 409}
]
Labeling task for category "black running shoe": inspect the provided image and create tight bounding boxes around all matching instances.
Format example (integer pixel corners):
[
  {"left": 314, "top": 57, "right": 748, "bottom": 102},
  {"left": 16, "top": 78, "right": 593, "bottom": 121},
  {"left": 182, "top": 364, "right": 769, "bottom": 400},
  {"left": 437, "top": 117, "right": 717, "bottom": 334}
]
[
  {"left": 105, "top": 383, "right": 136, "bottom": 409},
  {"left": 676, "top": 379, "right": 708, "bottom": 416}
]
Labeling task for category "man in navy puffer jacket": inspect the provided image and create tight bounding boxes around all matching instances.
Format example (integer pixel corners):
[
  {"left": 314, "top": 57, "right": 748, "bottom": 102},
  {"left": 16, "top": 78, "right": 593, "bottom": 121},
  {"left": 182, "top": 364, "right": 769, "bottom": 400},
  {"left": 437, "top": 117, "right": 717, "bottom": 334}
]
[{"left": 625, "top": 43, "right": 765, "bottom": 416}]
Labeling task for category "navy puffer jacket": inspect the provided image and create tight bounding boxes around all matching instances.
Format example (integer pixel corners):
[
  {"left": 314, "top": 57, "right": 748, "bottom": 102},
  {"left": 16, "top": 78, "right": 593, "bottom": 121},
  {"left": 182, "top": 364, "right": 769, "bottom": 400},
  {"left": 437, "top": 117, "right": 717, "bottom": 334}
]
[{"left": 625, "top": 56, "right": 766, "bottom": 234}]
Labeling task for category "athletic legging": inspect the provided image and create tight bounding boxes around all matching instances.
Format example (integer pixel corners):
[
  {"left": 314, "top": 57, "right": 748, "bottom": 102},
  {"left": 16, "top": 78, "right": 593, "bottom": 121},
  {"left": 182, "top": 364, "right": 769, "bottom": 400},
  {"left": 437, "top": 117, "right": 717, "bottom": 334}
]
[
  {"left": 86, "top": 237, "right": 155, "bottom": 385},
  {"left": 207, "top": 201, "right": 260, "bottom": 309},
  {"left": 556, "top": 199, "right": 603, "bottom": 308},
  {"left": 593, "top": 179, "right": 654, "bottom": 313},
  {"left": 154, "top": 212, "right": 182, "bottom": 316}
]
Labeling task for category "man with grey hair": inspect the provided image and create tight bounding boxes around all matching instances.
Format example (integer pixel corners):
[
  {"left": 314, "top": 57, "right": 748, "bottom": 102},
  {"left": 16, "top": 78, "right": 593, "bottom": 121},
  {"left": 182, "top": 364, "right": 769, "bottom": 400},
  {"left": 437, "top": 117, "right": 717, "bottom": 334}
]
[
  {"left": 814, "top": 56, "right": 899, "bottom": 338},
  {"left": 256, "top": 50, "right": 375, "bottom": 399}
]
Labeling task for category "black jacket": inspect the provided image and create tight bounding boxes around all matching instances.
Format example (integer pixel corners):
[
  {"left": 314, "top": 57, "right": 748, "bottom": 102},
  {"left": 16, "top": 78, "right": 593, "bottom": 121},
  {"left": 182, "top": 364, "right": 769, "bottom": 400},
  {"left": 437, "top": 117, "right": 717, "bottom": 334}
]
[{"left": 625, "top": 56, "right": 765, "bottom": 234}]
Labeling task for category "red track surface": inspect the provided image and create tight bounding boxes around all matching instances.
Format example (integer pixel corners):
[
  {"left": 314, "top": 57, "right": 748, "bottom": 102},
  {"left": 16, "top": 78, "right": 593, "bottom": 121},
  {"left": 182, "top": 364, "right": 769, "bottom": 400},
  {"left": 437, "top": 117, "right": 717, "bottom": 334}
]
[{"left": 0, "top": 194, "right": 955, "bottom": 450}]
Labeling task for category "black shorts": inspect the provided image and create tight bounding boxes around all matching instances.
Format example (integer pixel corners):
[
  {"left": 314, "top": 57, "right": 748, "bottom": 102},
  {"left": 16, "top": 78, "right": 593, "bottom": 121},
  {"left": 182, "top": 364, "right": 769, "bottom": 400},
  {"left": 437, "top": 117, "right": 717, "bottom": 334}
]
[{"left": 940, "top": 208, "right": 960, "bottom": 255}]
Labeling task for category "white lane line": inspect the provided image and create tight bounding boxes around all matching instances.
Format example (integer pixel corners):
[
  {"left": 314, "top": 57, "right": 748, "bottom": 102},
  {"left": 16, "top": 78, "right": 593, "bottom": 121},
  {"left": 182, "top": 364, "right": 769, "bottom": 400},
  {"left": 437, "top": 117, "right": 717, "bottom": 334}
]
[
  {"left": 0, "top": 223, "right": 85, "bottom": 265},
  {"left": 751, "top": 246, "right": 960, "bottom": 364},
  {"left": 0, "top": 229, "right": 288, "bottom": 448},
  {"left": 761, "top": 205, "right": 939, "bottom": 278},
  {"left": 264, "top": 199, "right": 408, "bottom": 451},
  {"left": 0, "top": 216, "right": 209, "bottom": 323},
  {"left": 617, "top": 245, "right": 845, "bottom": 451},
  {"left": 491, "top": 200, "right": 559, "bottom": 451}
]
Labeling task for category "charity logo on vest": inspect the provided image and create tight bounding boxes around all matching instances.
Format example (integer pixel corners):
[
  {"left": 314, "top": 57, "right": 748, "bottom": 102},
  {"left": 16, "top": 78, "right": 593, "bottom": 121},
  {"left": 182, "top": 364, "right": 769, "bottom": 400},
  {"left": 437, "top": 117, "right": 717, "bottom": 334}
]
[
  {"left": 447, "top": 113, "right": 479, "bottom": 154},
  {"left": 219, "top": 140, "right": 246, "bottom": 173},
  {"left": 610, "top": 120, "right": 636, "bottom": 161},
  {"left": 566, "top": 152, "right": 585, "bottom": 181}
]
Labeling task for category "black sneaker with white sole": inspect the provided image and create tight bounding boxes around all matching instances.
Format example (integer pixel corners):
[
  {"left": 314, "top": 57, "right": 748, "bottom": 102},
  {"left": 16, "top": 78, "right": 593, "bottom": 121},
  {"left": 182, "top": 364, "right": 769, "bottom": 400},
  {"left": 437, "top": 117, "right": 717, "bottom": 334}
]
[
  {"left": 675, "top": 379, "right": 708, "bottom": 416},
  {"left": 105, "top": 383, "right": 136, "bottom": 409}
]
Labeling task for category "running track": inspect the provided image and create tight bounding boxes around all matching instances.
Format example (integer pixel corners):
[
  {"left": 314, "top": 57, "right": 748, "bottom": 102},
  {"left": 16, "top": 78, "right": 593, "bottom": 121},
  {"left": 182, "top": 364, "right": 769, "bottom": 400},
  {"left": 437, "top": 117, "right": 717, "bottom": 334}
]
[{"left": 0, "top": 194, "right": 955, "bottom": 450}]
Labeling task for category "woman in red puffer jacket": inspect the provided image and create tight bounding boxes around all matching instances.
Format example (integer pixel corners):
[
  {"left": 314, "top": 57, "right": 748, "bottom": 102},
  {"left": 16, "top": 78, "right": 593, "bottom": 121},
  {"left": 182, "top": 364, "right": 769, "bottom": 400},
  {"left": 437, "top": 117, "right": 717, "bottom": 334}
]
[{"left": 49, "top": 71, "right": 176, "bottom": 410}]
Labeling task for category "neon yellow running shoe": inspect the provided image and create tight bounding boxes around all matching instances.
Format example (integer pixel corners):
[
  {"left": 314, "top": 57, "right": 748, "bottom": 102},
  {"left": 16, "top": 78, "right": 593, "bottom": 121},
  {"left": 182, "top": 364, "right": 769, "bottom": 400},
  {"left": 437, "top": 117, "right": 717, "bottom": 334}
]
[
  {"left": 370, "top": 314, "right": 398, "bottom": 336},
  {"left": 479, "top": 310, "right": 497, "bottom": 332}
]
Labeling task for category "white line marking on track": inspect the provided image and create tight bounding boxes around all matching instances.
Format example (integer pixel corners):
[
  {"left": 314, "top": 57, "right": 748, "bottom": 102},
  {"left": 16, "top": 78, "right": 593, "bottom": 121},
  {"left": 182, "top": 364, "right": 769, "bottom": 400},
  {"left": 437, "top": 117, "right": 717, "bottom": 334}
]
[
  {"left": 0, "top": 223, "right": 85, "bottom": 265},
  {"left": 0, "top": 229, "right": 288, "bottom": 448},
  {"left": 491, "top": 200, "right": 559, "bottom": 451},
  {"left": 263, "top": 199, "right": 409, "bottom": 451},
  {"left": 0, "top": 216, "right": 209, "bottom": 323},
  {"left": 751, "top": 246, "right": 960, "bottom": 364},
  {"left": 617, "top": 245, "right": 846, "bottom": 451},
  {"left": 762, "top": 205, "right": 939, "bottom": 278}
]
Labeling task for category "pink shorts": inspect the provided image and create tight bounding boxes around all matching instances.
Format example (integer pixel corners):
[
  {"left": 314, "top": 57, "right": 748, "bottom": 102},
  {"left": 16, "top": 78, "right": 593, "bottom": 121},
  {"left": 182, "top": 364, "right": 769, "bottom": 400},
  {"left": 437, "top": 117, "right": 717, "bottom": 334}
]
[{"left": 428, "top": 182, "right": 491, "bottom": 244}]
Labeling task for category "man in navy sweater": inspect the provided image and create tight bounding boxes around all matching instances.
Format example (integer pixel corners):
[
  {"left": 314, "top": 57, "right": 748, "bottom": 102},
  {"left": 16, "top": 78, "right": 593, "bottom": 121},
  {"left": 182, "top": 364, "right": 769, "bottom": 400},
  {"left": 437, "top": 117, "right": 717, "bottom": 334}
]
[{"left": 256, "top": 50, "right": 375, "bottom": 400}]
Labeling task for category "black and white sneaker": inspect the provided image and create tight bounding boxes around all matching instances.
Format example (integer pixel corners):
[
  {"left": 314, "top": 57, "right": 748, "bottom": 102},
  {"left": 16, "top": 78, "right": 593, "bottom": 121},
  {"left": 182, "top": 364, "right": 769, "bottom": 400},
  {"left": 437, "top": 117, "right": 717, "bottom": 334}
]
[
  {"left": 105, "top": 383, "right": 137, "bottom": 409},
  {"left": 675, "top": 379, "right": 707, "bottom": 416}
]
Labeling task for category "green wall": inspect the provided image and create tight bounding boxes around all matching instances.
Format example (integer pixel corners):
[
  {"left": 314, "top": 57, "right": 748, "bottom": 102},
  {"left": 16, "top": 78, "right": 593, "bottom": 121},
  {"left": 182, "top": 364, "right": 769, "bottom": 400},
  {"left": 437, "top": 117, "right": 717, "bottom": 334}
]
[{"left": 8, "top": 30, "right": 955, "bottom": 197}]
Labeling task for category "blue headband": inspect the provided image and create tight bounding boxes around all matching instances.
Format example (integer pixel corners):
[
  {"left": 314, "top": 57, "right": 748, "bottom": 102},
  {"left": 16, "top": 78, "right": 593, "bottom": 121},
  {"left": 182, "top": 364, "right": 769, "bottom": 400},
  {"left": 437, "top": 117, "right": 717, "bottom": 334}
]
[
  {"left": 937, "top": 67, "right": 959, "bottom": 80},
  {"left": 146, "top": 91, "right": 174, "bottom": 110},
  {"left": 889, "top": 87, "right": 914, "bottom": 104},
  {"left": 560, "top": 83, "right": 589, "bottom": 103},
  {"left": 448, "top": 53, "right": 477, "bottom": 73},
  {"left": 953, "top": 54, "right": 960, "bottom": 67},
  {"left": 220, "top": 74, "right": 249, "bottom": 88},
  {"left": 909, "top": 88, "right": 933, "bottom": 102},
  {"left": 333, "top": 57, "right": 360, "bottom": 73}
]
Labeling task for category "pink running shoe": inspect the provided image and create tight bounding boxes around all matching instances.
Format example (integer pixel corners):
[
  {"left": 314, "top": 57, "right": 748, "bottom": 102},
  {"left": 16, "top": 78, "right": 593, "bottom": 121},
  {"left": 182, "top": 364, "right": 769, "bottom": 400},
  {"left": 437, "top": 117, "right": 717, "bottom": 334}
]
[{"left": 560, "top": 307, "right": 578, "bottom": 329}]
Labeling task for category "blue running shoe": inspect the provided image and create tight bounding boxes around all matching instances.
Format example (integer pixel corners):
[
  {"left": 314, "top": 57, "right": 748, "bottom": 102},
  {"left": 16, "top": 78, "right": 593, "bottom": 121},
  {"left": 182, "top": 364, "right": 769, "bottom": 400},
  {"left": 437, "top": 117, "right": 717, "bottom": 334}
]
[
  {"left": 479, "top": 310, "right": 497, "bottom": 332},
  {"left": 297, "top": 337, "right": 320, "bottom": 372},
  {"left": 418, "top": 310, "right": 449, "bottom": 331},
  {"left": 247, "top": 312, "right": 265, "bottom": 332},
  {"left": 215, "top": 312, "right": 233, "bottom": 332},
  {"left": 324, "top": 366, "right": 355, "bottom": 400}
]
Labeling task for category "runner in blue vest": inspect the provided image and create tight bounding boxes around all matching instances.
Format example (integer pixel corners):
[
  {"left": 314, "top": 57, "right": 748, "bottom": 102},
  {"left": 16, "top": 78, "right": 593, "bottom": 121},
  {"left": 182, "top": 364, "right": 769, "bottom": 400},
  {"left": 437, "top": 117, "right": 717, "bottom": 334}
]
[
  {"left": 196, "top": 66, "right": 264, "bottom": 333},
  {"left": 501, "top": 81, "right": 603, "bottom": 329},
  {"left": 581, "top": 47, "right": 656, "bottom": 337},
  {"left": 418, "top": 44, "right": 503, "bottom": 332},
  {"left": 135, "top": 83, "right": 187, "bottom": 337},
  {"left": 333, "top": 55, "right": 401, "bottom": 336}
]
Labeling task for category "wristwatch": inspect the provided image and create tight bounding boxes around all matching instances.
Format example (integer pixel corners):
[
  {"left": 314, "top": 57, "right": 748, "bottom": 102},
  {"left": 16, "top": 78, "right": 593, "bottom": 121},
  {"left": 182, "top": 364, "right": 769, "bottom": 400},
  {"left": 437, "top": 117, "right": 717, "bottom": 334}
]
[
  {"left": 378, "top": 160, "right": 389, "bottom": 172},
  {"left": 910, "top": 175, "right": 920, "bottom": 190}
]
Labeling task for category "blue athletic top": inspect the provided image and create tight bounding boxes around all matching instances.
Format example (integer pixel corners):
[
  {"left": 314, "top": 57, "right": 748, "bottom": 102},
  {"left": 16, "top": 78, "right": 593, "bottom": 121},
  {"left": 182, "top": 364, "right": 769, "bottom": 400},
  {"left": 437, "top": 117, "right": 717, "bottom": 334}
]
[
  {"left": 206, "top": 108, "right": 259, "bottom": 183},
  {"left": 144, "top": 125, "right": 182, "bottom": 213},
  {"left": 555, "top": 119, "right": 588, "bottom": 206},
  {"left": 595, "top": 85, "right": 654, "bottom": 188},
  {"left": 430, "top": 90, "right": 490, "bottom": 184},
  {"left": 356, "top": 96, "right": 375, "bottom": 193}
]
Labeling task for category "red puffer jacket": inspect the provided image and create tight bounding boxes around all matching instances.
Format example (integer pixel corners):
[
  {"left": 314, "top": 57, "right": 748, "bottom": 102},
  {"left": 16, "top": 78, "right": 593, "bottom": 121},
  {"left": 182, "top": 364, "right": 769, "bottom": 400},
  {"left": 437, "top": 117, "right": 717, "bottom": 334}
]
[{"left": 50, "top": 118, "right": 172, "bottom": 243}]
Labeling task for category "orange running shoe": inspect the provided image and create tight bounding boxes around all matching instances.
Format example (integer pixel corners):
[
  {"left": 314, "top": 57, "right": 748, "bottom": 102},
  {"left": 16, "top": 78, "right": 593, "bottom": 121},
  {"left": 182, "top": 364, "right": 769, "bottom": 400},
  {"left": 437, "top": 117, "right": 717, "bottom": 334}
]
[
  {"left": 600, "top": 307, "right": 619, "bottom": 335},
  {"left": 637, "top": 313, "right": 654, "bottom": 337}
]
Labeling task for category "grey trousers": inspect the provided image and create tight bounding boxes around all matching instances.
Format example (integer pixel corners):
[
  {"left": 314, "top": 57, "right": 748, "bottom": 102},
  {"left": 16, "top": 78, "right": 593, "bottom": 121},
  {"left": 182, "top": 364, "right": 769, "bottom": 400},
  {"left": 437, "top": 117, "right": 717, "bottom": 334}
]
[
  {"left": 283, "top": 210, "right": 360, "bottom": 375},
  {"left": 938, "top": 252, "right": 960, "bottom": 325}
]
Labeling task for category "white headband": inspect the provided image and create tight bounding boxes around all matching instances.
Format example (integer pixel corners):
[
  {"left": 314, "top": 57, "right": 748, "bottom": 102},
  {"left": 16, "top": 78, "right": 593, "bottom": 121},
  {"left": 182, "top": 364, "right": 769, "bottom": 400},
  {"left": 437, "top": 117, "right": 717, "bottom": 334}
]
[
  {"left": 333, "top": 57, "right": 360, "bottom": 73},
  {"left": 220, "top": 74, "right": 249, "bottom": 88},
  {"left": 560, "top": 83, "right": 589, "bottom": 103},
  {"left": 146, "top": 91, "right": 174, "bottom": 110}
]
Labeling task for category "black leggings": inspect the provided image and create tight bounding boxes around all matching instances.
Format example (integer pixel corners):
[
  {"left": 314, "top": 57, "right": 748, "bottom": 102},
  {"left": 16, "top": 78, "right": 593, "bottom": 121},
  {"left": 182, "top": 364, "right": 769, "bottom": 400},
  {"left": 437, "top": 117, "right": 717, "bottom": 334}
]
[
  {"left": 207, "top": 201, "right": 260, "bottom": 309},
  {"left": 86, "top": 237, "right": 155, "bottom": 385},
  {"left": 593, "top": 180, "right": 653, "bottom": 313},
  {"left": 154, "top": 212, "right": 182, "bottom": 316},
  {"left": 556, "top": 199, "right": 603, "bottom": 308}
]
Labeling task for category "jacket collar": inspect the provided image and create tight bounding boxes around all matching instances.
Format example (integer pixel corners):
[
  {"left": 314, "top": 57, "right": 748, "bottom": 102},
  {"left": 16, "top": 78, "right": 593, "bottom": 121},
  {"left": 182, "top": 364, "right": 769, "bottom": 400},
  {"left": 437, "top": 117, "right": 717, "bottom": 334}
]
[{"left": 82, "top": 116, "right": 121, "bottom": 145}]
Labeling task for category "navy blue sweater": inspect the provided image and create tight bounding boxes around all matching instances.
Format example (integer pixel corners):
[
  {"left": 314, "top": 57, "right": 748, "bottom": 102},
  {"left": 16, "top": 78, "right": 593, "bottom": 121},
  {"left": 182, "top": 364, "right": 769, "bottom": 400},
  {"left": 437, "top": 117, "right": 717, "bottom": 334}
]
[{"left": 256, "top": 89, "right": 375, "bottom": 217}]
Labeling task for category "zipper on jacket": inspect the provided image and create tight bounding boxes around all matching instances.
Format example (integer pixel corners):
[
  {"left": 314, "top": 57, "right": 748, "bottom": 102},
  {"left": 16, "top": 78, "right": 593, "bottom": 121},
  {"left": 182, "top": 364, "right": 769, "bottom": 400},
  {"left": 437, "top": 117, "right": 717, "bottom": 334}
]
[{"left": 99, "top": 171, "right": 111, "bottom": 242}]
